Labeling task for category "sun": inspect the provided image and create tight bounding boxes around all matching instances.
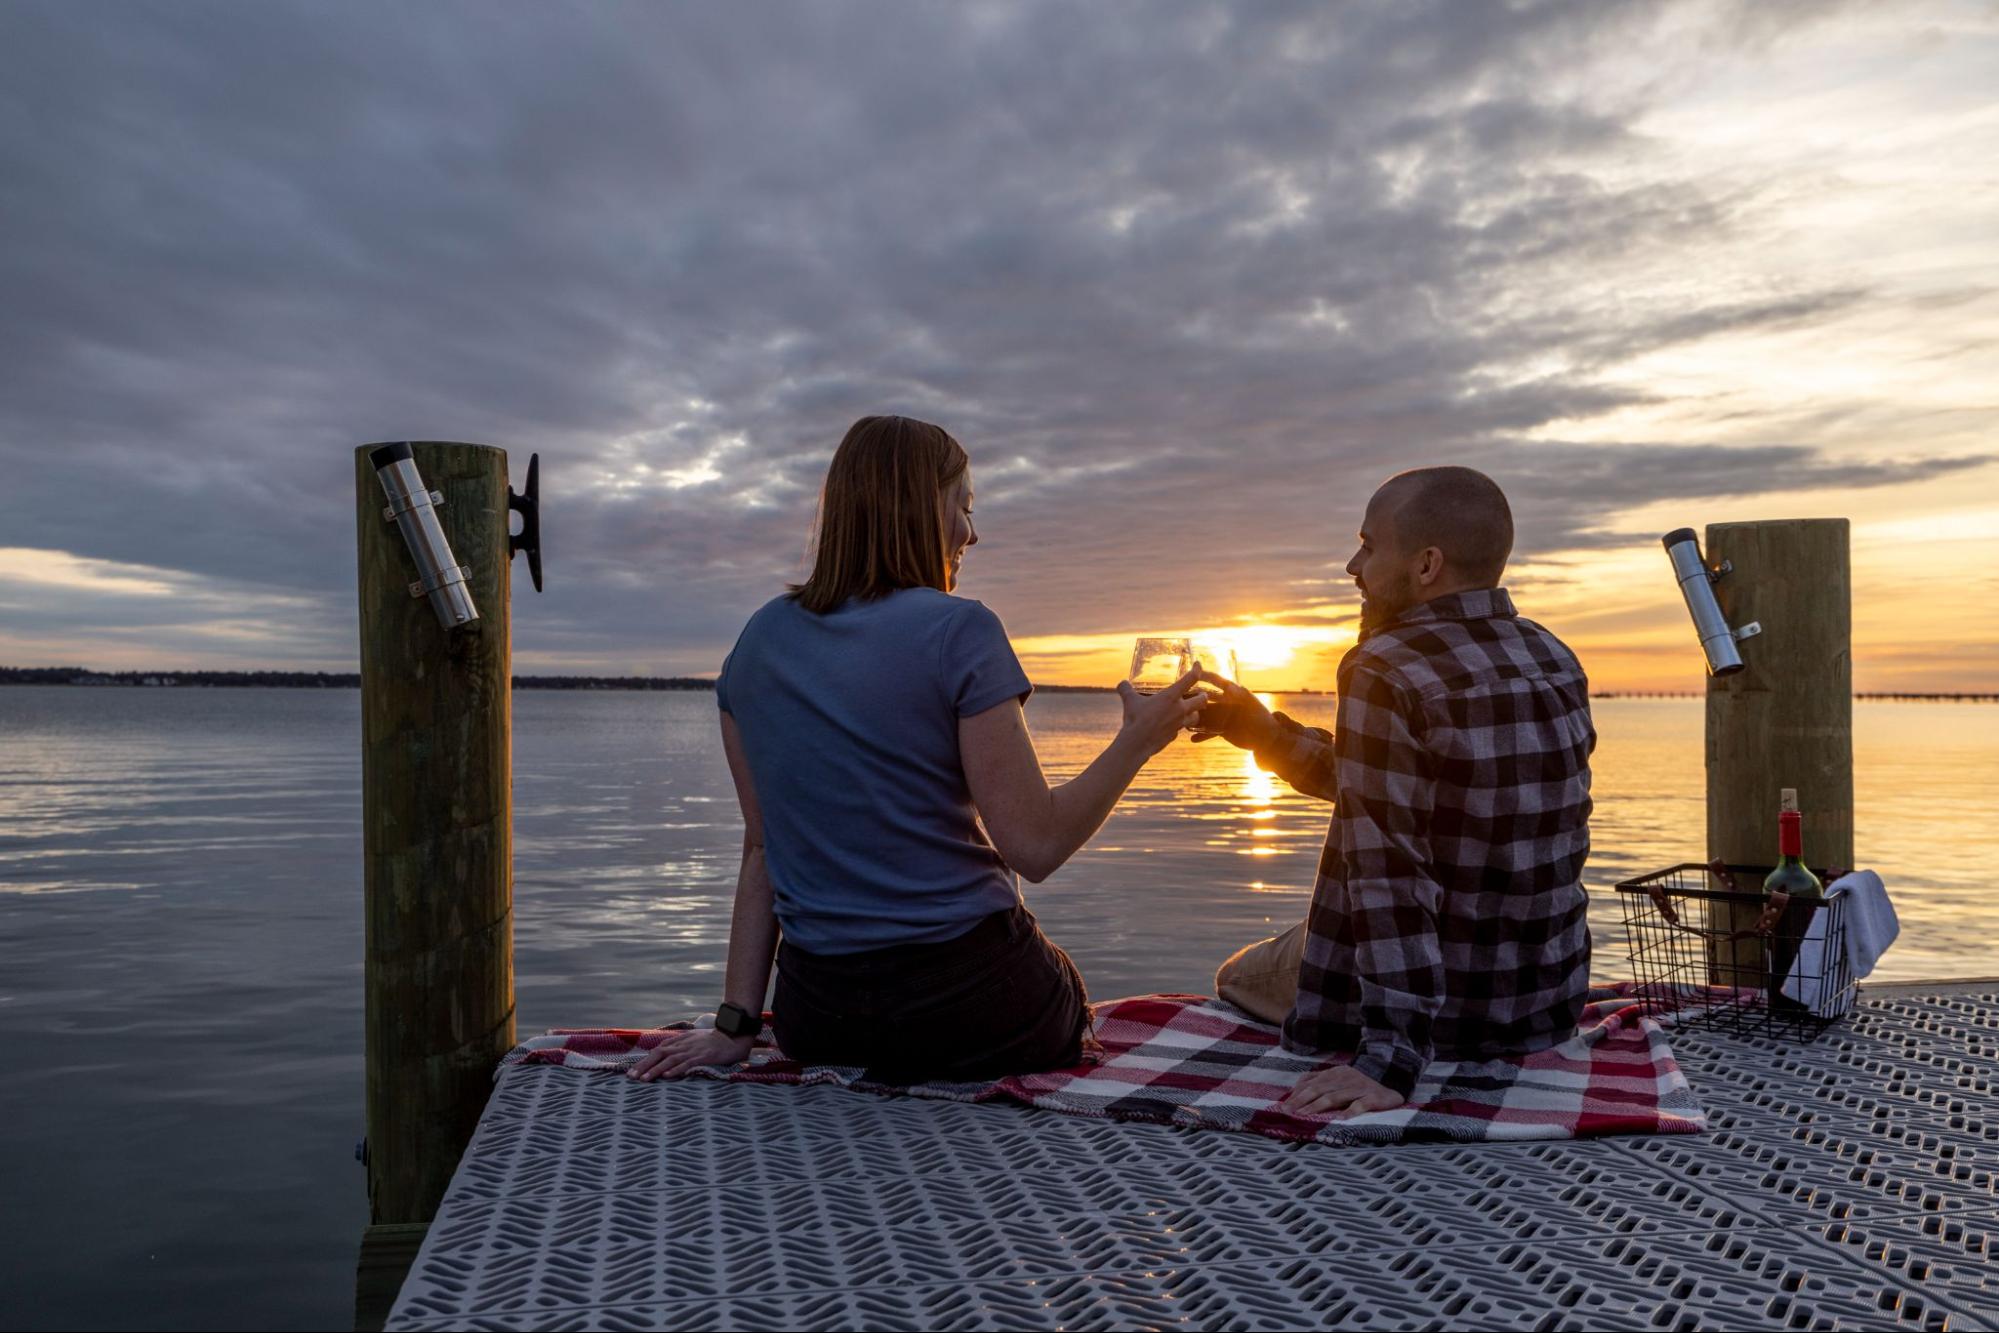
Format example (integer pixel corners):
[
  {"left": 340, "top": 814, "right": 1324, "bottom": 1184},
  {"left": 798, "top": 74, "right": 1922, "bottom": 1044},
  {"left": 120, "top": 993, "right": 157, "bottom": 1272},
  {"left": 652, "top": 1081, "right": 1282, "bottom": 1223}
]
[
  {"left": 1186, "top": 621, "right": 1358, "bottom": 689},
  {"left": 1212, "top": 625, "right": 1309, "bottom": 672}
]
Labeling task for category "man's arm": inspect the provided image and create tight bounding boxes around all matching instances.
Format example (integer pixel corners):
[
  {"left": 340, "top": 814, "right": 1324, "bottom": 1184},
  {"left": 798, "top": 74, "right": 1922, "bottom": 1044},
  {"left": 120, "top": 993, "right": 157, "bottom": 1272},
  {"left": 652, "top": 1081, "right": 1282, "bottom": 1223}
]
[
  {"left": 1191, "top": 670, "right": 1337, "bottom": 803},
  {"left": 1333, "top": 665, "right": 1443, "bottom": 1098},
  {"left": 1254, "top": 711, "right": 1337, "bottom": 803}
]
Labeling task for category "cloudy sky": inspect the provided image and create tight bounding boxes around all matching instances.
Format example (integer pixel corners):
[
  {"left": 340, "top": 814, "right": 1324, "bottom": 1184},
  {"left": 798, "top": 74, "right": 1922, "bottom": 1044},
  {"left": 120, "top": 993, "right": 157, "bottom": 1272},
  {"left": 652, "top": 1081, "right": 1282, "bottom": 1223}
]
[{"left": 2, "top": 0, "right": 1994, "bottom": 690}]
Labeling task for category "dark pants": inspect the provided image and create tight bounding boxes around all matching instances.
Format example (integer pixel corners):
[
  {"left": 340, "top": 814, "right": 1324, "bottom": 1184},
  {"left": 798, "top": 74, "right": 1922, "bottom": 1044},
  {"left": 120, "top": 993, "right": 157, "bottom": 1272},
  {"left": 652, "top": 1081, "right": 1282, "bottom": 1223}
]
[{"left": 771, "top": 904, "right": 1089, "bottom": 1083}]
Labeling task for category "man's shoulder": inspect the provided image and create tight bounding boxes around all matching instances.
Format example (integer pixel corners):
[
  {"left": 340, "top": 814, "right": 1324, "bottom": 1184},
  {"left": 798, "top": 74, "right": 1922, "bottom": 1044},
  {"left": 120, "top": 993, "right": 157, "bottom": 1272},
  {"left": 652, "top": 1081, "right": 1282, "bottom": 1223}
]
[
  {"left": 1344, "top": 617, "right": 1471, "bottom": 689},
  {"left": 1351, "top": 607, "right": 1587, "bottom": 699},
  {"left": 1510, "top": 613, "right": 1586, "bottom": 669}
]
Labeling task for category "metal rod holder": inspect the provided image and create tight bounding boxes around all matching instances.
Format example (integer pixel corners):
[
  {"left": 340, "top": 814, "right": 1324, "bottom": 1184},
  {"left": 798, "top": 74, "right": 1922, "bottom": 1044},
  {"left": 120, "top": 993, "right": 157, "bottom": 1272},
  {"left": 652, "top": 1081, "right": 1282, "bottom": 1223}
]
[
  {"left": 370, "top": 442, "right": 479, "bottom": 630},
  {"left": 1663, "top": 528, "right": 1759, "bottom": 676}
]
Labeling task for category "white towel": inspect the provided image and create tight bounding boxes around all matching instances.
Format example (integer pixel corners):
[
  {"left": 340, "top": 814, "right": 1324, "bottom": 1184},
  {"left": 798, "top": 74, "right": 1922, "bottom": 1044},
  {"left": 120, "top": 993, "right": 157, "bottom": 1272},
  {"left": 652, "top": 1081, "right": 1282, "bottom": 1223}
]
[
  {"left": 1780, "top": 870, "right": 1898, "bottom": 1018},
  {"left": 1835, "top": 870, "right": 1900, "bottom": 981}
]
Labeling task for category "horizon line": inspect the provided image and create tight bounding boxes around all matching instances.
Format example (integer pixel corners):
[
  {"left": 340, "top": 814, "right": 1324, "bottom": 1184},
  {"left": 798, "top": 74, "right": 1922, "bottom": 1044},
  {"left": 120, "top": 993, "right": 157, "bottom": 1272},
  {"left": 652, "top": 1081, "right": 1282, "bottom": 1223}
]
[{"left": 2, "top": 667, "right": 1995, "bottom": 702}]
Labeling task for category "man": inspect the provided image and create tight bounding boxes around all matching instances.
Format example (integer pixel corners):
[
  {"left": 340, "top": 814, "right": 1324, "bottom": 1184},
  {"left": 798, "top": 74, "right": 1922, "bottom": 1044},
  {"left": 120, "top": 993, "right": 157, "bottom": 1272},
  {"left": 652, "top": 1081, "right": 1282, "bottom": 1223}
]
[{"left": 1197, "top": 466, "right": 1595, "bottom": 1119}]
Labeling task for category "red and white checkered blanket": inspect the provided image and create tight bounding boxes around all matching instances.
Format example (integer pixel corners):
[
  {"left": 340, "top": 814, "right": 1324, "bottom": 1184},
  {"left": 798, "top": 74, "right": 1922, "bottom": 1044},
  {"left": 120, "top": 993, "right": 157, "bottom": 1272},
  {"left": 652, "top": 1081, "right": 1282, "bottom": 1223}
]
[{"left": 503, "top": 986, "right": 1705, "bottom": 1146}]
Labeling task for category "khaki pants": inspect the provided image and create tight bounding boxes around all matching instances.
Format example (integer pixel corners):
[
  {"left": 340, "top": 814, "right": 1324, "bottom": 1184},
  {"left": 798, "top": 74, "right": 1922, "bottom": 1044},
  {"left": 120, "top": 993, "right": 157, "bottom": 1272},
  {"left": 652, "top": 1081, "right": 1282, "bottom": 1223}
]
[{"left": 1214, "top": 920, "right": 1307, "bottom": 1025}]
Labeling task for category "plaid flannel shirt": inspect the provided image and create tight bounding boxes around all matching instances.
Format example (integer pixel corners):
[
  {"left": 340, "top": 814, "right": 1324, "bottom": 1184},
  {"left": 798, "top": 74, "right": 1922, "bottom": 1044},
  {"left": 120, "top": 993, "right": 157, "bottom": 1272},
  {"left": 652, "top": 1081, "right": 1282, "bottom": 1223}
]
[{"left": 1256, "top": 588, "right": 1595, "bottom": 1097}]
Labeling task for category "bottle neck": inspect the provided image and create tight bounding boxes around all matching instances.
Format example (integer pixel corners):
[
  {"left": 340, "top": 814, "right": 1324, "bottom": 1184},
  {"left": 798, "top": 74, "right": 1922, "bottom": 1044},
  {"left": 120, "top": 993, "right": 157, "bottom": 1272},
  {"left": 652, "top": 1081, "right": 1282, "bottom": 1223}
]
[{"left": 1778, "top": 810, "right": 1804, "bottom": 861}]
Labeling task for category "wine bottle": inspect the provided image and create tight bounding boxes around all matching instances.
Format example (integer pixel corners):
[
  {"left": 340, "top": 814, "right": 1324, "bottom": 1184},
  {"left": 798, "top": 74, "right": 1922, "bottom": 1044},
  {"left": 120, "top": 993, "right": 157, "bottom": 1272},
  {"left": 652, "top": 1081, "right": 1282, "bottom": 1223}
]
[
  {"left": 1764, "top": 788, "right": 1823, "bottom": 1011},
  {"left": 1763, "top": 789, "right": 1823, "bottom": 900}
]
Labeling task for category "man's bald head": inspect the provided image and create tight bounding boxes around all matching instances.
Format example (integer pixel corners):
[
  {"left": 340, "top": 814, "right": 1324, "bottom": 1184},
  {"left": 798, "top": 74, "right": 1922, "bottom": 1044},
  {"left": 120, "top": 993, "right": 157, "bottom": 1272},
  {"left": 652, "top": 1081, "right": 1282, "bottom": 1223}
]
[
  {"left": 1348, "top": 466, "right": 1513, "bottom": 627},
  {"left": 1375, "top": 466, "right": 1514, "bottom": 587}
]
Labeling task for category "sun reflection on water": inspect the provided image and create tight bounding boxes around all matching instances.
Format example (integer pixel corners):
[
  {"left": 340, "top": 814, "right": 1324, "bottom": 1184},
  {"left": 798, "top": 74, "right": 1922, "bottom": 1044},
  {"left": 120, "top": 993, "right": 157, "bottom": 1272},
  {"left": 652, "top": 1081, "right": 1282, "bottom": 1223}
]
[{"left": 1240, "top": 746, "right": 1277, "bottom": 808}]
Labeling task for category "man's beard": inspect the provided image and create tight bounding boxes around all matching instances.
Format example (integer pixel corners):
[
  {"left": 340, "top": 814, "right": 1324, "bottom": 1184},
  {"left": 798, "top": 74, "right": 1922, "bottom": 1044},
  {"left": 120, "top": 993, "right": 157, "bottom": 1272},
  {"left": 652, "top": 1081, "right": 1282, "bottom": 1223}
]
[{"left": 1357, "top": 573, "right": 1416, "bottom": 630}]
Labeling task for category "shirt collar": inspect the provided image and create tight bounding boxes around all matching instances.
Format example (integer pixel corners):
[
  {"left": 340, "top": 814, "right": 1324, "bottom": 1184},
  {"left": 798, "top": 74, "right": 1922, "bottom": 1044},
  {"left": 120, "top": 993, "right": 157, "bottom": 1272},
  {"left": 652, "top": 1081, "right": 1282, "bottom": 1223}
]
[{"left": 1362, "top": 587, "right": 1516, "bottom": 640}]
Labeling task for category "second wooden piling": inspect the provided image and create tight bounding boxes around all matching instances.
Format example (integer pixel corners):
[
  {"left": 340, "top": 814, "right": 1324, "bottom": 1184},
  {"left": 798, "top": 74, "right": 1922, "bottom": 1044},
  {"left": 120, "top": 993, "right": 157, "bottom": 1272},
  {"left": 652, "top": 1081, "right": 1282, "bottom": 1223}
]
[{"left": 1704, "top": 518, "right": 1854, "bottom": 978}]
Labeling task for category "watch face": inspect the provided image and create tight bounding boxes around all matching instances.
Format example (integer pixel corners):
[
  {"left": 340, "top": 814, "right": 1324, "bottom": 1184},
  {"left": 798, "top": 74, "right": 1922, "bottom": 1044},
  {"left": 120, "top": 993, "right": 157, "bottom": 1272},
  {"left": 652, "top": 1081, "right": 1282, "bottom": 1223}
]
[{"left": 717, "top": 1004, "right": 757, "bottom": 1038}]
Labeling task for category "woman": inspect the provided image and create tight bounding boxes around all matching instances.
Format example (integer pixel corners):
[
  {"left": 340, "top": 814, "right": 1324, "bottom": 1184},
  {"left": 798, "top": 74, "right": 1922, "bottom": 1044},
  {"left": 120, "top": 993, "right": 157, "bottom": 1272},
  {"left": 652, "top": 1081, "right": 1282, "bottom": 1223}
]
[{"left": 630, "top": 414, "right": 1202, "bottom": 1084}]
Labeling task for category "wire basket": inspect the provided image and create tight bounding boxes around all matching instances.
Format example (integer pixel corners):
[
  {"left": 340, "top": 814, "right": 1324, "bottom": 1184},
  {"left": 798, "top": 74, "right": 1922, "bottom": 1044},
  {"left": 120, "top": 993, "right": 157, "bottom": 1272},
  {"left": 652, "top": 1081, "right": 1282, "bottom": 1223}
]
[{"left": 1615, "top": 862, "right": 1855, "bottom": 1040}]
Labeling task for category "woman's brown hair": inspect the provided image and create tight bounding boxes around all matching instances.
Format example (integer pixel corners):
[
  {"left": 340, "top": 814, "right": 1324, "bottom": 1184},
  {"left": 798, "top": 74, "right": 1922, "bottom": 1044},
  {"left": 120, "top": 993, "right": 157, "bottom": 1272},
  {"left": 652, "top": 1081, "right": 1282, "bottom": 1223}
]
[{"left": 788, "top": 415, "right": 969, "bottom": 614}]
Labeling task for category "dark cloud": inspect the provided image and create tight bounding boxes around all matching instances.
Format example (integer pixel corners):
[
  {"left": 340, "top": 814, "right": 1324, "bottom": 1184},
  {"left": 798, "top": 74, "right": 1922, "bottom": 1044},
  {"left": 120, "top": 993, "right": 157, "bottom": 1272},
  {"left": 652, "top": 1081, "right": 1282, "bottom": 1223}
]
[
  {"left": 0, "top": 0, "right": 1979, "bottom": 669},
  {"left": 1490, "top": 442, "right": 1990, "bottom": 552}
]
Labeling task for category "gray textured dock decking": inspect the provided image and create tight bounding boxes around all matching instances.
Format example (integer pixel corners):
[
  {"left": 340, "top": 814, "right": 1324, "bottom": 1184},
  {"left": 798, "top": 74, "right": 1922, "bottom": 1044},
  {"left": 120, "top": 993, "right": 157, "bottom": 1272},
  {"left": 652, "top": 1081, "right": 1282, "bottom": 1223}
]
[{"left": 387, "top": 984, "right": 1999, "bottom": 1331}]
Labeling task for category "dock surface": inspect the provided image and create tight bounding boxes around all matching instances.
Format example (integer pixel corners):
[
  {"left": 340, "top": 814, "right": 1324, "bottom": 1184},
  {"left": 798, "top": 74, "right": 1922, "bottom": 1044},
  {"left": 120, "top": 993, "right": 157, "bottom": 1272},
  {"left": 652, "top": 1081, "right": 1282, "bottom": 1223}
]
[{"left": 388, "top": 984, "right": 1999, "bottom": 1331}]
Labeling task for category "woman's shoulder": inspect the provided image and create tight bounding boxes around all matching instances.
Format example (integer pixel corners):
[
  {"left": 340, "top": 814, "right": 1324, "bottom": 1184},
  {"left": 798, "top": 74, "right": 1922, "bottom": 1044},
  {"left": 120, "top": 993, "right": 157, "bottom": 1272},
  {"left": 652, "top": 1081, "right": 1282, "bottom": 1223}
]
[
  {"left": 849, "top": 585, "right": 988, "bottom": 621},
  {"left": 901, "top": 586, "right": 984, "bottom": 612},
  {"left": 723, "top": 594, "right": 807, "bottom": 661},
  {"left": 739, "top": 587, "right": 982, "bottom": 630},
  {"left": 750, "top": 587, "right": 1006, "bottom": 643},
  {"left": 887, "top": 589, "right": 1011, "bottom": 637},
  {"left": 742, "top": 591, "right": 807, "bottom": 628}
]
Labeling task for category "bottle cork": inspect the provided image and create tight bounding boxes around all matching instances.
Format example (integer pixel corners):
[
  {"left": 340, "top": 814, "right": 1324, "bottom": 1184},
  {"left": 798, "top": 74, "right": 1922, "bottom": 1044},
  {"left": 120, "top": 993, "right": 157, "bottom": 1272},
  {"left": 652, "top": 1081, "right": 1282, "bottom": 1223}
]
[{"left": 1780, "top": 787, "right": 1799, "bottom": 813}]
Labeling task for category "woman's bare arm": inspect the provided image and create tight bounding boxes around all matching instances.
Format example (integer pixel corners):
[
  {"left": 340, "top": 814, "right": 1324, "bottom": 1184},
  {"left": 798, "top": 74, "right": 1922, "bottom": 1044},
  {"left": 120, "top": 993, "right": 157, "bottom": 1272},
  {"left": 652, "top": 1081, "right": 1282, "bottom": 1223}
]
[
  {"left": 715, "top": 710, "right": 779, "bottom": 1015},
  {"left": 630, "top": 711, "right": 776, "bottom": 1080},
  {"left": 961, "top": 669, "right": 1205, "bottom": 883}
]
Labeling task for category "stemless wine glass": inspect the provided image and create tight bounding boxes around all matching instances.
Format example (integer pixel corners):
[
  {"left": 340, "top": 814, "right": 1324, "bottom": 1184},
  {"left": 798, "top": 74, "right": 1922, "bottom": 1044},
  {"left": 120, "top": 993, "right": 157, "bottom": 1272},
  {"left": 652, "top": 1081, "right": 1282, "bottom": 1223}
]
[
  {"left": 1128, "top": 636, "right": 1243, "bottom": 731},
  {"left": 1186, "top": 637, "right": 1241, "bottom": 689},
  {"left": 1128, "top": 637, "right": 1193, "bottom": 695}
]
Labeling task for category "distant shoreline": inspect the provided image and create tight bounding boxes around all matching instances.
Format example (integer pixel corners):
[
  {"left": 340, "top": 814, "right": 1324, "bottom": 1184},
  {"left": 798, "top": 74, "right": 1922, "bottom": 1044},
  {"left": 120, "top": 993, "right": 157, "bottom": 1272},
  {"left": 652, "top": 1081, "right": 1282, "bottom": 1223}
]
[
  {"left": 0, "top": 669, "right": 1186, "bottom": 695},
  {"left": 0, "top": 667, "right": 1992, "bottom": 701}
]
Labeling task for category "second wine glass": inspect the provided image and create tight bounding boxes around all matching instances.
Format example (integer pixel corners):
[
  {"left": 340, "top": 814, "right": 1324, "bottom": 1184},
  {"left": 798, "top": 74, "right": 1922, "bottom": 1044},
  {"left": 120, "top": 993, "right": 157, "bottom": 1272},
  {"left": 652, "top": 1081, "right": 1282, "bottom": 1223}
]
[{"left": 1128, "top": 637, "right": 1194, "bottom": 694}]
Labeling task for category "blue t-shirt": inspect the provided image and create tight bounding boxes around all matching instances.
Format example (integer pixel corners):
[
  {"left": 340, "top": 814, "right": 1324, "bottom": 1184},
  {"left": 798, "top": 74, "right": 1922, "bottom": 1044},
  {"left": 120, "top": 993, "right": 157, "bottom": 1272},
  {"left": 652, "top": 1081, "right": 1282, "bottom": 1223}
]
[{"left": 714, "top": 587, "right": 1033, "bottom": 955}]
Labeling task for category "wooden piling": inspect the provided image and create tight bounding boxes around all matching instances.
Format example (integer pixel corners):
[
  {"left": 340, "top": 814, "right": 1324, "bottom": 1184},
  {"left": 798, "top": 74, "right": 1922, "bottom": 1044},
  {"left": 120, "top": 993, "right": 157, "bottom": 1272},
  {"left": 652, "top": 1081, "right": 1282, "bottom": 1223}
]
[
  {"left": 353, "top": 1223, "right": 429, "bottom": 1333},
  {"left": 354, "top": 441, "right": 517, "bottom": 1231},
  {"left": 1704, "top": 518, "right": 1854, "bottom": 981}
]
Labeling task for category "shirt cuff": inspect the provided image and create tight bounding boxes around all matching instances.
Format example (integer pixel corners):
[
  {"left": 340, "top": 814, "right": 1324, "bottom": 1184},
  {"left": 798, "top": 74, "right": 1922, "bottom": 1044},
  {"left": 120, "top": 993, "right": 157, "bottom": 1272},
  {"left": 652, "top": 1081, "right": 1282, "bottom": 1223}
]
[
  {"left": 1350, "top": 1040, "right": 1426, "bottom": 1100},
  {"left": 1251, "top": 710, "right": 1316, "bottom": 773}
]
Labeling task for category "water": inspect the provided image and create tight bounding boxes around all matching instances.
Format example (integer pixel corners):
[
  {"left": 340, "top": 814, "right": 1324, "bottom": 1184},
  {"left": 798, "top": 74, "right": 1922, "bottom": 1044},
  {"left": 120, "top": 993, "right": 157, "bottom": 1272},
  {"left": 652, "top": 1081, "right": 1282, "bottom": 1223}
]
[{"left": 1, "top": 685, "right": 1994, "bottom": 1328}]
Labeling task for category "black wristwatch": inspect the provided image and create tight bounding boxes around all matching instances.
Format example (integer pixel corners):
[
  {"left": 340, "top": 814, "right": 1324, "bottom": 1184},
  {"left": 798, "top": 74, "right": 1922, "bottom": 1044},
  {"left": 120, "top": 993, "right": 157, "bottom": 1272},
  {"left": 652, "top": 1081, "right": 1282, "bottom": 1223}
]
[{"left": 714, "top": 1002, "right": 760, "bottom": 1039}]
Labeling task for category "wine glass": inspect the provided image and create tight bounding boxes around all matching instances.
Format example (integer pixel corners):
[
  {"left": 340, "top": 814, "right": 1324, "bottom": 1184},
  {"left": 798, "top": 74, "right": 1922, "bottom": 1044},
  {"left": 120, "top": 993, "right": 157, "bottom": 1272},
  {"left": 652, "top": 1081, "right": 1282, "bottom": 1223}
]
[
  {"left": 1186, "top": 637, "right": 1242, "bottom": 690},
  {"left": 1128, "top": 637, "right": 1193, "bottom": 695},
  {"left": 1128, "top": 637, "right": 1242, "bottom": 730}
]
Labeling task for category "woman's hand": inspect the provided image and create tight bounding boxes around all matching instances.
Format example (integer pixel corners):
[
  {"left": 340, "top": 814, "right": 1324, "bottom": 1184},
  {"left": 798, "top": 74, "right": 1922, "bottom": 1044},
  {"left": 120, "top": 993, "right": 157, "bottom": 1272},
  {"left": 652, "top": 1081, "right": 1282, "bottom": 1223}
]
[
  {"left": 1115, "top": 665, "right": 1208, "bottom": 760},
  {"left": 626, "top": 1027, "right": 755, "bottom": 1082}
]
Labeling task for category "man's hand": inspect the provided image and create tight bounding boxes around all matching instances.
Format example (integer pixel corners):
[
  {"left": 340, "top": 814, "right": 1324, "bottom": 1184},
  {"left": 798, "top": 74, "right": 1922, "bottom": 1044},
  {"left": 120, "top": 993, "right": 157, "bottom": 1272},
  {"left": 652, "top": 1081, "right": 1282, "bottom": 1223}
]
[
  {"left": 627, "top": 1028, "right": 754, "bottom": 1082},
  {"left": 1279, "top": 1064, "right": 1406, "bottom": 1119},
  {"left": 1188, "top": 669, "right": 1278, "bottom": 751}
]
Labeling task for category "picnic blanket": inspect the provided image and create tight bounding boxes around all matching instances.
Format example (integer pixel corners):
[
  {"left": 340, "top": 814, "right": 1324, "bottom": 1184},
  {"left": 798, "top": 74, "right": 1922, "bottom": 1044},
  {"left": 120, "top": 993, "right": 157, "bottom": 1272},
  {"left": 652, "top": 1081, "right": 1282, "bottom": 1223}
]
[{"left": 503, "top": 985, "right": 1706, "bottom": 1147}]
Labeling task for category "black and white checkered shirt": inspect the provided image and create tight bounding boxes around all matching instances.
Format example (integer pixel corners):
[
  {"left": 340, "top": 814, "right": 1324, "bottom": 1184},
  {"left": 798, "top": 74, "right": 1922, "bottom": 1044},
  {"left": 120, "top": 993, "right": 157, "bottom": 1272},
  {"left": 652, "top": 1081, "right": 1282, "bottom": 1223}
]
[{"left": 1255, "top": 587, "right": 1595, "bottom": 1097}]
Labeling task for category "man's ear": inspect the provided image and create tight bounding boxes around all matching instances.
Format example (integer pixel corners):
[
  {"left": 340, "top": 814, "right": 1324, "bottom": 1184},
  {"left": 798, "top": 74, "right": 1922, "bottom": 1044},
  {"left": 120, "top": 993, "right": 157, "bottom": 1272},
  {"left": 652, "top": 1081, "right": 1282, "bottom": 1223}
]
[{"left": 1415, "top": 546, "right": 1447, "bottom": 587}]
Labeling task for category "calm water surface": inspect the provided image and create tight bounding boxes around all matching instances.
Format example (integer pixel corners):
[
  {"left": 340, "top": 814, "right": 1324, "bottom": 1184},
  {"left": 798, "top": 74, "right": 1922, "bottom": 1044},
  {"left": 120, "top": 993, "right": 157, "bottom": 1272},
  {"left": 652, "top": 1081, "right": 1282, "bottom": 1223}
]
[{"left": 1, "top": 686, "right": 1995, "bottom": 1328}]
